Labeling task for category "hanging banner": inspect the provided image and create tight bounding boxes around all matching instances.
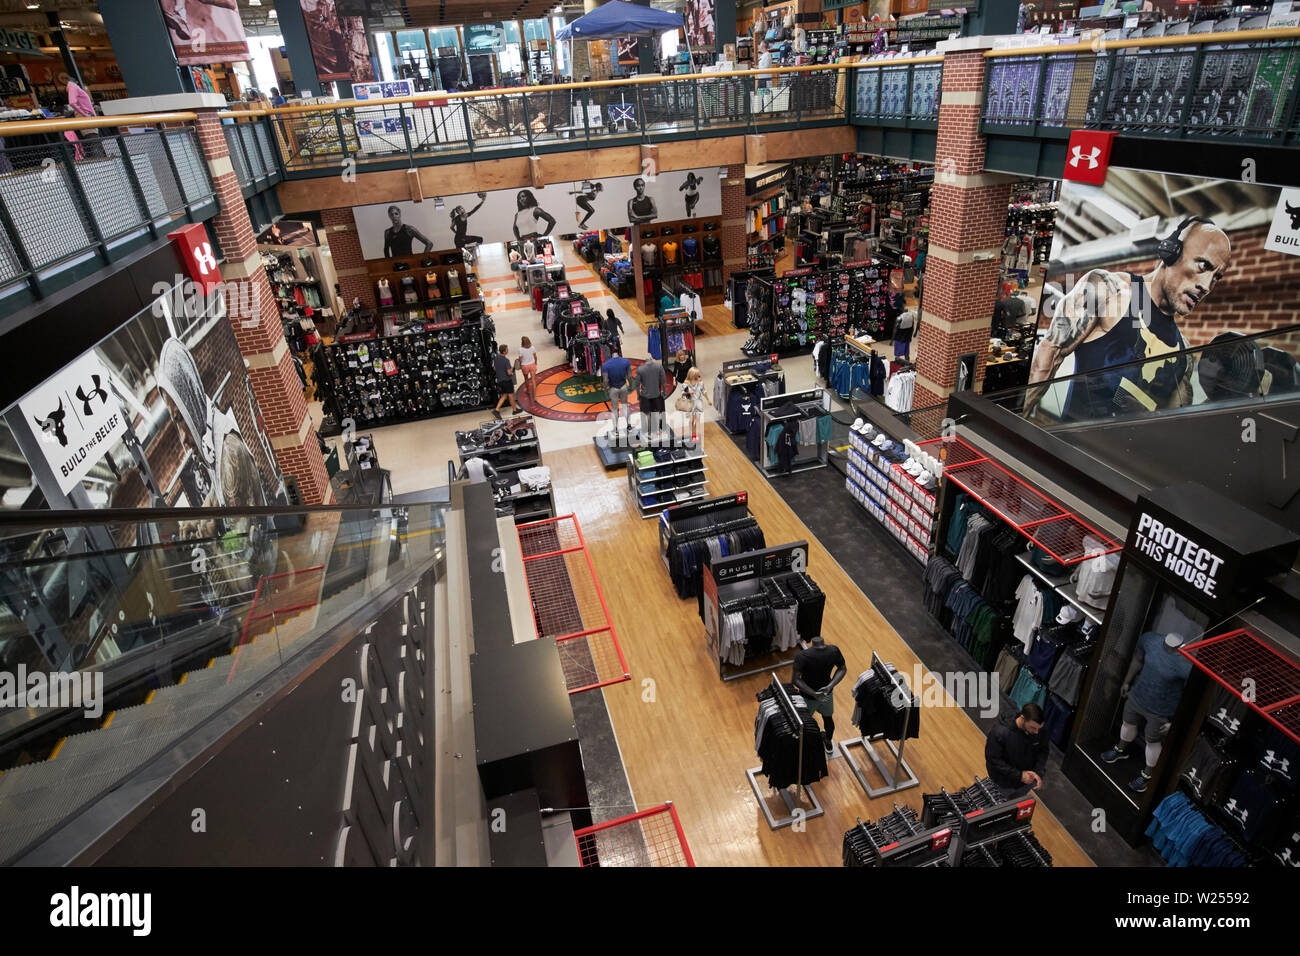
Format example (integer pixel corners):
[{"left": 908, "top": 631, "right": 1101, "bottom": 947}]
[
  {"left": 345, "top": 16, "right": 376, "bottom": 83},
  {"left": 685, "top": 0, "right": 716, "bottom": 49},
  {"left": 351, "top": 168, "right": 723, "bottom": 259},
  {"left": 463, "top": 24, "right": 507, "bottom": 52},
  {"left": 158, "top": 0, "right": 250, "bottom": 66},
  {"left": 302, "top": 0, "right": 351, "bottom": 83}
]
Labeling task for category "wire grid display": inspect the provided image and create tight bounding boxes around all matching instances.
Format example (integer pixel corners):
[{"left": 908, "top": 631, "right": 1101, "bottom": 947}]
[
  {"left": 573, "top": 803, "right": 695, "bottom": 867},
  {"left": 240, "top": 564, "right": 326, "bottom": 644},
  {"left": 517, "top": 515, "right": 630, "bottom": 694},
  {"left": 1182, "top": 629, "right": 1300, "bottom": 745},
  {"left": 938, "top": 438, "right": 1121, "bottom": 565},
  {"left": 918, "top": 435, "right": 988, "bottom": 467}
]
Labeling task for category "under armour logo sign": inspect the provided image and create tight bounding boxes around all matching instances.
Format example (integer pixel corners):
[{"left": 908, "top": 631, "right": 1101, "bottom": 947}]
[
  {"left": 193, "top": 241, "right": 217, "bottom": 275},
  {"left": 33, "top": 397, "right": 67, "bottom": 446},
  {"left": 76, "top": 374, "right": 107, "bottom": 416},
  {"left": 1224, "top": 798, "right": 1248, "bottom": 826},
  {"left": 1069, "top": 145, "right": 1102, "bottom": 169},
  {"left": 1286, "top": 202, "right": 1300, "bottom": 230}
]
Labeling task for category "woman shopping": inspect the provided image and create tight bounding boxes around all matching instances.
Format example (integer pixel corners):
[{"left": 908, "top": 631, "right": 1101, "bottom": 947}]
[
  {"left": 677, "top": 366, "right": 712, "bottom": 443},
  {"left": 517, "top": 336, "right": 538, "bottom": 398}
]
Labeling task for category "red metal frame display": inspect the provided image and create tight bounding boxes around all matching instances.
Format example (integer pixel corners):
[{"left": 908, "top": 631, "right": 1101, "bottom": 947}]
[
  {"left": 517, "top": 514, "right": 631, "bottom": 695},
  {"left": 1181, "top": 628, "right": 1300, "bottom": 745},
  {"left": 573, "top": 802, "right": 696, "bottom": 867},
  {"left": 930, "top": 436, "right": 1121, "bottom": 566}
]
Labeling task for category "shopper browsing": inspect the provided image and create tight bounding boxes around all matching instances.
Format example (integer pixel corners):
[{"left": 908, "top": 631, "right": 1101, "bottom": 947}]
[
  {"left": 668, "top": 348, "right": 694, "bottom": 390},
  {"left": 985, "top": 703, "right": 1049, "bottom": 799},
  {"left": 517, "top": 336, "right": 538, "bottom": 398},
  {"left": 680, "top": 366, "right": 712, "bottom": 442},
  {"left": 634, "top": 357, "right": 668, "bottom": 443},
  {"left": 492, "top": 344, "right": 518, "bottom": 419},
  {"left": 792, "top": 636, "right": 847, "bottom": 754},
  {"left": 603, "top": 308, "right": 625, "bottom": 352},
  {"left": 602, "top": 351, "right": 633, "bottom": 430}
]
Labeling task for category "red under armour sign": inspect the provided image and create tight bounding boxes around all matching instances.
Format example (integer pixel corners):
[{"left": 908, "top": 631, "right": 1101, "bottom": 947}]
[
  {"left": 168, "top": 223, "right": 222, "bottom": 294},
  {"left": 1063, "top": 130, "right": 1115, "bottom": 185}
]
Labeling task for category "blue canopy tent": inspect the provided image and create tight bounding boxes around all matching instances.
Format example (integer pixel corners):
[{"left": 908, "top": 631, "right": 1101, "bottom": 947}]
[{"left": 555, "top": 0, "right": 691, "bottom": 75}]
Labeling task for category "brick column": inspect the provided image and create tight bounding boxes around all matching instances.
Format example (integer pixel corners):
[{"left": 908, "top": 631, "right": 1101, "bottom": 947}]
[
  {"left": 913, "top": 50, "right": 1014, "bottom": 409},
  {"left": 720, "top": 164, "right": 746, "bottom": 286},
  {"left": 322, "top": 207, "right": 374, "bottom": 311},
  {"left": 194, "top": 111, "right": 332, "bottom": 504}
]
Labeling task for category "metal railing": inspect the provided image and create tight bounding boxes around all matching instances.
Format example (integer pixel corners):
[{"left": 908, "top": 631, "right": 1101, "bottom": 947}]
[
  {"left": 0, "top": 114, "right": 216, "bottom": 304},
  {"left": 222, "top": 115, "right": 282, "bottom": 192},
  {"left": 852, "top": 56, "right": 944, "bottom": 126},
  {"left": 982, "top": 27, "right": 1300, "bottom": 144},
  {"left": 244, "top": 65, "right": 851, "bottom": 174}
]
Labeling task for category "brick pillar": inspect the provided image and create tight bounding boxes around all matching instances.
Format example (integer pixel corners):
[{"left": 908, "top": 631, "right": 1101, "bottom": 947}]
[
  {"left": 913, "top": 51, "right": 1014, "bottom": 409},
  {"left": 720, "top": 164, "right": 746, "bottom": 286},
  {"left": 194, "top": 111, "right": 332, "bottom": 504},
  {"left": 322, "top": 207, "right": 374, "bottom": 311}
]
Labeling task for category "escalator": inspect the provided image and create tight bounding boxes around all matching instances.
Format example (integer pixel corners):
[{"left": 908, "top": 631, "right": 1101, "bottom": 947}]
[{"left": 0, "top": 500, "right": 449, "bottom": 866}]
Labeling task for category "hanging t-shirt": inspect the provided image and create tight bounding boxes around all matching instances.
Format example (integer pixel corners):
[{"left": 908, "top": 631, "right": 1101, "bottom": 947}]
[
  {"left": 662, "top": 241, "right": 679, "bottom": 264},
  {"left": 641, "top": 242, "right": 658, "bottom": 266},
  {"left": 1012, "top": 575, "right": 1043, "bottom": 651}
]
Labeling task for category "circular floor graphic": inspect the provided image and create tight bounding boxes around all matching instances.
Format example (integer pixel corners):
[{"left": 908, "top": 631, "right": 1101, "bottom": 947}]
[{"left": 516, "top": 360, "right": 644, "bottom": 422}]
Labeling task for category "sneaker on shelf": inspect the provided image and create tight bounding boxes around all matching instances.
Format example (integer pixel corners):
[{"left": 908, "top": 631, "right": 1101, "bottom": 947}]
[{"left": 1099, "top": 746, "right": 1127, "bottom": 764}]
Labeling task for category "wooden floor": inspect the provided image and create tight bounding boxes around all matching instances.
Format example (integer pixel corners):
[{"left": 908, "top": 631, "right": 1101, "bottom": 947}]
[{"left": 548, "top": 422, "right": 1092, "bottom": 867}]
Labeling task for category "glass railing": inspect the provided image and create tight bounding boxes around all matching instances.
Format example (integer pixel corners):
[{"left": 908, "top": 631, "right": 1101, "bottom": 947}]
[
  {"left": 983, "top": 325, "right": 1300, "bottom": 427},
  {"left": 0, "top": 501, "right": 446, "bottom": 864}
]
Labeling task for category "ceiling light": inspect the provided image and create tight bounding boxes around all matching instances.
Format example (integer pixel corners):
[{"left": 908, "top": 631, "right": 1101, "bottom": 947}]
[
  {"left": 248, "top": 0, "right": 261, "bottom": 4},
  {"left": 268, "top": 9, "right": 277, "bottom": 17}
]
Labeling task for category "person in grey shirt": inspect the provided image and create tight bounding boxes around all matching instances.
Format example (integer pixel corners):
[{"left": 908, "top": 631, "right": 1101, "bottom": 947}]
[{"left": 634, "top": 357, "right": 668, "bottom": 441}]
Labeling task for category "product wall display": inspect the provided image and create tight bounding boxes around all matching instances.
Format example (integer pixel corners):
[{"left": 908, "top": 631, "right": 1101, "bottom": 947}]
[
  {"left": 2, "top": 283, "right": 286, "bottom": 511},
  {"left": 1029, "top": 170, "right": 1300, "bottom": 423},
  {"left": 352, "top": 169, "right": 722, "bottom": 258}
]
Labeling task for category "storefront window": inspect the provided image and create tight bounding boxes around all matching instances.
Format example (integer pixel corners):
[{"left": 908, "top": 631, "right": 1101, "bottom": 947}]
[
  {"left": 373, "top": 31, "right": 397, "bottom": 82},
  {"left": 394, "top": 29, "right": 430, "bottom": 81}
]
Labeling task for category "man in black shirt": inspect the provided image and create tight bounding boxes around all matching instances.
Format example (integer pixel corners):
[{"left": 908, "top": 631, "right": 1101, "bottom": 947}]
[
  {"left": 491, "top": 344, "right": 517, "bottom": 419},
  {"left": 985, "top": 703, "right": 1048, "bottom": 799},
  {"left": 793, "top": 636, "right": 847, "bottom": 753}
]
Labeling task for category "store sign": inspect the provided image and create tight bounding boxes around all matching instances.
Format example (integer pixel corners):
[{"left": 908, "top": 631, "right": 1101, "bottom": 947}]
[
  {"left": 1062, "top": 130, "right": 1115, "bottom": 185},
  {"left": 168, "top": 224, "right": 221, "bottom": 295},
  {"left": 18, "top": 351, "right": 126, "bottom": 494},
  {"left": 1264, "top": 187, "right": 1300, "bottom": 257},
  {"left": 1125, "top": 484, "right": 1299, "bottom": 615},
  {"left": 0, "top": 29, "right": 40, "bottom": 56}
]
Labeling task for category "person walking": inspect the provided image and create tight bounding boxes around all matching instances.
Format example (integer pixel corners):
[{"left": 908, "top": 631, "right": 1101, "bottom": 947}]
[
  {"left": 518, "top": 336, "right": 538, "bottom": 398},
  {"left": 492, "top": 343, "right": 518, "bottom": 419},
  {"left": 680, "top": 366, "right": 712, "bottom": 442}
]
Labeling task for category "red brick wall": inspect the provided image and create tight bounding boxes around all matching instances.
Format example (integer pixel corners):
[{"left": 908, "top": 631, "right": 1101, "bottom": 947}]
[
  {"left": 197, "top": 110, "right": 331, "bottom": 505},
  {"left": 721, "top": 163, "right": 746, "bottom": 284},
  {"left": 322, "top": 207, "right": 375, "bottom": 311}
]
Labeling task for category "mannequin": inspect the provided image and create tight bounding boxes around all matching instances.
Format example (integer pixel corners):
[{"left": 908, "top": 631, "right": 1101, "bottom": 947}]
[
  {"left": 376, "top": 278, "right": 393, "bottom": 307},
  {"left": 793, "top": 25, "right": 808, "bottom": 55},
  {"left": 425, "top": 270, "right": 441, "bottom": 299},
  {"left": 446, "top": 268, "right": 463, "bottom": 297},
  {"left": 792, "top": 636, "right": 847, "bottom": 753},
  {"left": 1100, "top": 632, "right": 1193, "bottom": 792}
]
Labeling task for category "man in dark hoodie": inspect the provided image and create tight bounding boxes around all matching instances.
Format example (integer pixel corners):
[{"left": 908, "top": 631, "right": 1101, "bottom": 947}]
[{"left": 985, "top": 703, "right": 1048, "bottom": 799}]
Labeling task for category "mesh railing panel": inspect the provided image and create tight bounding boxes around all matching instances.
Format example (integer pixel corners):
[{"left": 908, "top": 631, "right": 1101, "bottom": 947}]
[
  {"left": 0, "top": 145, "right": 95, "bottom": 269},
  {"left": 224, "top": 125, "right": 250, "bottom": 184},
  {"left": 574, "top": 804, "right": 694, "bottom": 867},
  {"left": 1184, "top": 629, "right": 1300, "bottom": 744},
  {"left": 120, "top": 132, "right": 183, "bottom": 217},
  {"left": 239, "top": 123, "right": 267, "bottom": 179},
  {"left": 252, "top": 121, "right": 278, "bottom": 174},
  {"left": 165, "top": 128, "right": 212, "bottom": 204},
  {"left": 76, "top": 155, "right": 146, "bottom": 241},
  {"left": 0, "top": 217, "right": 22, "bottom": 284}
]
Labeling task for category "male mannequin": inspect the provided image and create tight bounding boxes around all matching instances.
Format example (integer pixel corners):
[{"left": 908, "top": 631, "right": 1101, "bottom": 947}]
[
  {"left": 792, "top": 636, "right": 847, "bottom": 753},
  {"left": 1101, "top": 632, "right": 1193, "bottom": 792}
]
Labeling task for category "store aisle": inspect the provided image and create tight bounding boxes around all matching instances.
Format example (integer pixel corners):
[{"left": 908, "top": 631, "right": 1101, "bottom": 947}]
[{"left": 547, "top": 422, "right": 1093, "bottom": 867}]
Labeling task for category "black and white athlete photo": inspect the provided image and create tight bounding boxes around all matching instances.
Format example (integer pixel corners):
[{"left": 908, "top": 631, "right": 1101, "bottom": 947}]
[
  {"left": 513, "top": 189, "right": 557, "bottom": 240},
  {"left": 680, "top": 172, "right": 703, "bottom": 218},
  {"left": 572, "top": 180, "right": 604, "bottom": 228},
  {"left": 450, "top": 192, "right": 488, "bottom": 249},
  {"left": 628, "top": 177, "right": 658, "bottom": 225},
  {"left": 383, "top": 204, "right": 433, "bottom": 258}
]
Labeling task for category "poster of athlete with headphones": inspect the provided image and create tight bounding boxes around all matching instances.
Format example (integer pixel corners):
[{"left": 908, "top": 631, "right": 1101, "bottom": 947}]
[{"left": 1023, "top": 171, "right": 1299, "bottom": 422}]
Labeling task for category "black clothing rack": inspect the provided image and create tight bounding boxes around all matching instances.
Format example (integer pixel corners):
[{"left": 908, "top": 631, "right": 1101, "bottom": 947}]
[
  {"left": 746, "top": 673, "right": 826, "bottom": 831},
  {"left": 840, "top": 651, "right": 920, "bottom": 798},
  {"left": 842, "top": 809, "right": 953, "bottom": 867},
  {"left": 658, "top": 493, "right": 763, "bottom": 599}
]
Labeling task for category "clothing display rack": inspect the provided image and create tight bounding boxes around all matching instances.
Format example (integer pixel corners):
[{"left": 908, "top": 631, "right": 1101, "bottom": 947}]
[
  {"left": 756, "top": 388, "right": 832, "bottom": 477},
  {"left": 651, "top": 302, "right": 697, "bottom": 366},
  {"left": 842, "top": 806, "right": 953, "bottom": 867},
  {"left": 747, "top": 674, "right": 827, "bottom": 830},
  {"left": 715, "top": 356, "right": 786, "bottom": 436},
  {"left": 839, "top": 652, "right": 921, "bottom": 798},
  {"left": 920, "top": 778, "right": 1052, "bottom": 867},
  {"left": 702, "top": 540, "right": 822, "bottom": 682},
  {"left": 315, "top": 304, "right": 497, "bottom": 434},
  {"left": 727, "top": 266, "right": 777, "bottom": 330},
  {"left": 658, "top": 493, "right": 764, "bottom": 599},
  {"left": 627, "top": 445, "right": 710, "bottom": 518}
]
